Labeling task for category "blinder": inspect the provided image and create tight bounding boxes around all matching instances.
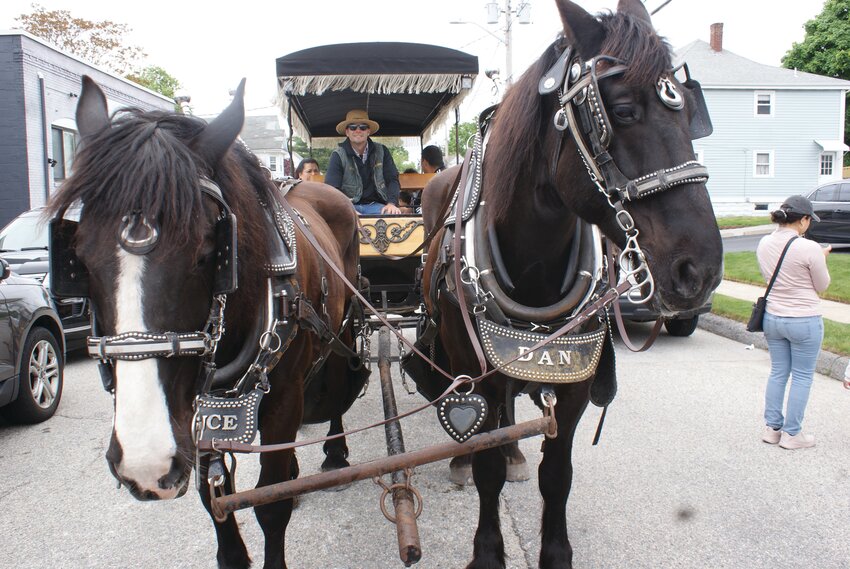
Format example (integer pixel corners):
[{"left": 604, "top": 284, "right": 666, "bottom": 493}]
[
  {"left": 675, "top": 63, "right": 713, "bottom": 140},
  {"left": 48, "top": 178, "right": 239, "bottom": 300},
  {"left": 49, "top": 218, "right": 90, "bottom": 298}
]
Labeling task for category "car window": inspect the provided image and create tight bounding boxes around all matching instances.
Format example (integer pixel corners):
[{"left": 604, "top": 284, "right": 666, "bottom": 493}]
[
  {"left": 839, "top": 183, "right": 850, "bottom": 203},
  {"left": 0, "top": 214, "right": 47, "bottom": 251},
  {"left": 812, "top": 184, "right": 837, "bottom": 202}
]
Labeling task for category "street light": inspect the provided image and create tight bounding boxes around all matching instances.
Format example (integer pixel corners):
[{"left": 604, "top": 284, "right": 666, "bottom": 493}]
[{"left": 450, "top": 1, "right": 532, "bottom": 86}]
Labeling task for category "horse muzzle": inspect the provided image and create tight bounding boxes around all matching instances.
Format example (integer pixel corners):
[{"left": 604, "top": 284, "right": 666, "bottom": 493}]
[{"left": 106, "top": 438, "right": 192, "bottom": 500}]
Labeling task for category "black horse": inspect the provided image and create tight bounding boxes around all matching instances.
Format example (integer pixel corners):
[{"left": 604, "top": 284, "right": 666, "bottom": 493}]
[
  {"left": 47, "top": 77, "right": 365, "bottom": 568},
  {"left": 414, "top": 1, "right": 723, "bottom": 567}
]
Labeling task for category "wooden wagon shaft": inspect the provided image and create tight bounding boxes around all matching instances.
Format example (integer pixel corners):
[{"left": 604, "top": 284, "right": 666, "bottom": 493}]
[
  {"left": 212, "top": 415, "right": 555, "bottom": 515},
  {"left": 378, "top": 326, "right": 422, "bottom": 566}
]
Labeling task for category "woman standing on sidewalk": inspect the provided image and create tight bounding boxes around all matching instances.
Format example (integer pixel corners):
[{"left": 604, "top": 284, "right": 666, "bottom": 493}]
[{"left": 757, "top": 195, "right": 831, "bottom": 449}]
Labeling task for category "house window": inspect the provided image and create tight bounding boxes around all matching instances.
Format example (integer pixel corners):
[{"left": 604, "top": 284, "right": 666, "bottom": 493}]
[
  {"left": 269, "top": 156, "right": 277, "bottom": 172},
  {"left": 51, "top": 126, "right": 77, "bottom": 181},
  {"left": 820, "top": 153, "right": 834, "bottom": 176},
  {"left": 754, "top": 151, "right": 774, "bottom": 177},
  {"left": 754, "top": 91, "right": 774, "bottom": 116}
]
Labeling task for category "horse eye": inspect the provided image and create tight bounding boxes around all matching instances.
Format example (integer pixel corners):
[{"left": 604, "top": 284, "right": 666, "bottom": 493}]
[{"left": 612, "top": 104, "right": 638, "bottom": 123}]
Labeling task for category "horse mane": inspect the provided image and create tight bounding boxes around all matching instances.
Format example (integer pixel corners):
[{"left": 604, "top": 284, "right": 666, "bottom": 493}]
[
  {"left": 484, "top": 11, "right": 672, "bottom": 224},
  {"left": 45, "top": 107, "right": 273, "bottom": 310}
]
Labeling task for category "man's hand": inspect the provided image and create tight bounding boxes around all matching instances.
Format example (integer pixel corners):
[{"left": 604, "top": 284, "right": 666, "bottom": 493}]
[{"left": 381, "top": 204, "right": 402, "bottom": 215}]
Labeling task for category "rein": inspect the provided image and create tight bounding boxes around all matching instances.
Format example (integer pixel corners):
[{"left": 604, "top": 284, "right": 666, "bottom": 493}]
[{"left": 199, "top": 184, "right": 633, "bottom": 456}]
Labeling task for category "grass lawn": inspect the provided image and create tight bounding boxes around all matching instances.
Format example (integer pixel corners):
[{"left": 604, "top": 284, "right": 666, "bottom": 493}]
[
  {"left": 716, "top": 215, "right": 771, "bottom": 229},
  {"left": 723, "top": 251, "right": 850, "bottom": 303},
  {"left": 711, "top": 294, "right": 850, "bottom": 356}
]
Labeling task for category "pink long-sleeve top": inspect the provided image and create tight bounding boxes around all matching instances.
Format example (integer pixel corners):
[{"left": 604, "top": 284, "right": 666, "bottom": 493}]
[{"left": 756, "top": 227, "right": 831, "bottom": 317}]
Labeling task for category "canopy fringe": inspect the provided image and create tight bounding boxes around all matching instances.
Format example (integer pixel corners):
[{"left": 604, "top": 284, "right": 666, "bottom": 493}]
[{"left": 280, "top": 73, "right": 466, "bottom": 96}]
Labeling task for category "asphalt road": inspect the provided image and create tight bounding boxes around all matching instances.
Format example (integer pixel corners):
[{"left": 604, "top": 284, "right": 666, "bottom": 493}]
[{"left": 2, "top": 325, "right": 849, "bottom": 569}]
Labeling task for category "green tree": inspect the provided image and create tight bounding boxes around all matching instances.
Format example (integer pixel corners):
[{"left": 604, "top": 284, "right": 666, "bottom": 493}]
[
  {"left": 126, "top": 66, "right": 181, "bottom": 99},
  {"left": 782, "top": 0, "right": 850, "bottom": 164},
  {"left": 381, "top": 139, "right": 415, "bottom": 172},
  {"left": 447, "top": 120, "right": 478, "bottom": 158},
  {"left": 290, "top": 137, "right": 334, "bottom": 173},
  {"left": 16, "top": 4, "right": 145, "bottom": 75}
]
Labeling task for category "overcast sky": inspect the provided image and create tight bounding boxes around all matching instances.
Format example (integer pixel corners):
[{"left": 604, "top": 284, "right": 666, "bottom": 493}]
[{"left": 0, "top": 0, "right": 827, "bottom": 120}]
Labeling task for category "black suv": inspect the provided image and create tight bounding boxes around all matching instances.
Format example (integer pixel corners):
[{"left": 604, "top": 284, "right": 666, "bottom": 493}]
[
  {"left": 0, "top": 207, "right": 90, "bottom": 351},
  {"left": 0, "top": 258, "right": 65, "bottom": 423},
  {"left": 805, "top": 181, "right": 850, "bottom": 246}
]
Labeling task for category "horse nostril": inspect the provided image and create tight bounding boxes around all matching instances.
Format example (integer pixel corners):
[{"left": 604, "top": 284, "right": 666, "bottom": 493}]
[
  {"left": 671, "top": 257, "right": 702, "bottom": 298},
  {"left": 158, "top": 457, "right": 187, "bottom": 490}
]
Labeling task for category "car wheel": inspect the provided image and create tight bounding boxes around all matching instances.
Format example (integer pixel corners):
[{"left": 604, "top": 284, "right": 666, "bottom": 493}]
[
  {"left": 664, "top": 315, "right": 699, "bottom": 337},
  {"left": 1, "top": 327, "right": 63, "bottom": 424}
]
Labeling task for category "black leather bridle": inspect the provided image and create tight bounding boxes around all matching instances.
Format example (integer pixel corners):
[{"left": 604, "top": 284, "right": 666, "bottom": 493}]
[{"left": 538, "top": 45, "right": 713, "bottom": 304}]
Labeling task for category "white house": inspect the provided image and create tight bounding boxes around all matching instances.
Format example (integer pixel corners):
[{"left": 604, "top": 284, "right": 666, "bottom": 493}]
[
  {"left": 675, "top": 24, "right": 850, "bottom": 216},
  {"left": 0, "top": 30, "right": 174, "bottom": 227},
  {"left": 238, "top": 114, "right": 295, "bottom": 179}
]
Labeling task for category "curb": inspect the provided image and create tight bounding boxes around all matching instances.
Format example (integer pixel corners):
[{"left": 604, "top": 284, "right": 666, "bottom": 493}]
[
  {"left": 698, "top": 313, "right": 849, "bottom": 382},
  {"left": 718, "top": 224, "right": 773, "bottom": 238}
]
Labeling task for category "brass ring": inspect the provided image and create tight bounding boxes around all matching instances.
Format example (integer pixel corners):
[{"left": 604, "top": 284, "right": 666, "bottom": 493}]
[{"left": 378, "top": 483, "right": 423, "bottom": 524}]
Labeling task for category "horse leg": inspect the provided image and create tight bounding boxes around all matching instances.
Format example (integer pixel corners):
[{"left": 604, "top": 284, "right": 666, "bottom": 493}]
[
  {"left": 538, "top": 383, "right": 589, "bottom": 569},
  {"left": 321, "top": 413, "right": 350, "bottom": 471},
  {"left": 254, "top": 381, "right": 303, "bottom": 569},
  {"left": 501, "top": 398, "right": 530, "bottom": 482},
  {"left": 197, "top": 454, "right": 252, "bottom": 569},
  {"left": 450, "top": 406, "right": 528, "bottom": 486},
  {"left": 466, "top": 412, "right": 507, "bottom": 569}
]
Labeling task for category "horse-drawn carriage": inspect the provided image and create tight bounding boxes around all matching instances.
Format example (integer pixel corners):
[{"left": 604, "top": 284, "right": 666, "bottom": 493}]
[
  {"left": 47, "top": 2, "right": 722, "bottom": 568},
  {"left": 276, "top": 40, "right": 479, "bottom": 315}
]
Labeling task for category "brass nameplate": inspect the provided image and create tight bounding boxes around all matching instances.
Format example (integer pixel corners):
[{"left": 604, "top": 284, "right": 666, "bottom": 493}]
[{"left": 479, "top": 319, "right": 606, "bottom": 383}]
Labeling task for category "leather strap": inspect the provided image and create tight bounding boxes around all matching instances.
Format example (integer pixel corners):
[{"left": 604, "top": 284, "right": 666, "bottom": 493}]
[
  {"left": 450, "top": 150, "right": 489, "bottom": 377},
  {"left": 764, "top": 236, "right": 798, "bottom": 299},
  {"left": 605, "top": 244, "right": 663, "bottom": 352}
]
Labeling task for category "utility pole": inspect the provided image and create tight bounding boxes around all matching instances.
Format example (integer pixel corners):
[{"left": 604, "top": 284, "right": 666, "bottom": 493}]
[{"left": 451, "top": 1, "right": 531, "bottom": 87}]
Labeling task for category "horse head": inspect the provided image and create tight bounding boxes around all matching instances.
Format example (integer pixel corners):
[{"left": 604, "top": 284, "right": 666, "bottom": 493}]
[
  {"left": 486, "top": 0, "right": 722, "bottom": 316},
  {"left": 560, "top": 0, "right": 721, "bottom": 312},
  {"left": 50, "top": 76, "right": 266, "bottom": 500}
]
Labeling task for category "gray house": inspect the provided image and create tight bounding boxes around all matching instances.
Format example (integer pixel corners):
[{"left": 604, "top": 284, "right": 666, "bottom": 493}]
[
  {"left": 676, "top": 24, "right": 850, "bottom": 216},
  {"left": 0, "top": 30, "right": 174, "bottom": 227},
  {"left": 239, "top": 114, "right": 292, "bottom": 179}
]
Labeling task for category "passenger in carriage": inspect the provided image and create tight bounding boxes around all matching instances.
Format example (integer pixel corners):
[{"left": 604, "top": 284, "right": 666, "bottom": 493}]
[
  {"left": 325, "top": 109, "right": 402, "bottom": 215},
  {"left": 295, "top": 158, "right": 321, "bottom": 182},
  {"left": 398, "top": 191, "right": 416, "bottom": 215},
  {"left": 421, "top": 145, "right": 446, "bottom": 173}
]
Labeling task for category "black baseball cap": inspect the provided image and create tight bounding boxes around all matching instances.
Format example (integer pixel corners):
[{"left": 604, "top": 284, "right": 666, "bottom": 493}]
[{"left": 780, "top": 195, "right": 820, "bottom": 222}]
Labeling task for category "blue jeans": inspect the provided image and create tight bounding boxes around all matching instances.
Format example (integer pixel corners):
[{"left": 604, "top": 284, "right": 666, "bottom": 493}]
[
  {"left": 763, "top": 313, "right": 823, "bottom": 435},
  {"left": 354, "top": 202, "right": 385, "bottom": 215}
]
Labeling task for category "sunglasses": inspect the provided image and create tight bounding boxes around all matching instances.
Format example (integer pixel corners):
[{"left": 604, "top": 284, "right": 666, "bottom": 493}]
[{"left": 347, "top": 124, "right": 370, "bottom": 131}]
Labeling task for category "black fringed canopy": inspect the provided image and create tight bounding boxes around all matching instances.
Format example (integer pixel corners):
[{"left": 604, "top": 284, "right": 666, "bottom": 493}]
[{"left": 276, "top": 42, "right": 478, "bottom": 139}]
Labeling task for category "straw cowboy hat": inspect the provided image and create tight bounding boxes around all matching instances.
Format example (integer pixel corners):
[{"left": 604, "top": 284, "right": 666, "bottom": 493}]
[{"left": 336, "top": 109, "right": 380, "bottom": 135}]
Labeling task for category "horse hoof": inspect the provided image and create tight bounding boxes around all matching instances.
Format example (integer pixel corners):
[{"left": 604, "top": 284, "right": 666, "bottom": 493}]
[
  {"left": 449, "top": 456, "right": 473, "bottom": 486},
  {"left": 505, "top": 458, "right": 530, "bottom": 482},
  {"left": 320, "top": 455, "right": 350, "bottom": 472}
]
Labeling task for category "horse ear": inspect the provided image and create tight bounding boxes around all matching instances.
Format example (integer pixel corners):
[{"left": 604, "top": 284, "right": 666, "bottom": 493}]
[
  {"left": 193, "top": 78, "right": 246, "bottom": 167},
  {"left": 76, "top": 75, "right": 110, "bottom": 140},
  {"left": 556, "top": 0, "right": 605, "bottom": 59},
  {"left": 617, "top": 0, "right": 652, "bottom": 24}
]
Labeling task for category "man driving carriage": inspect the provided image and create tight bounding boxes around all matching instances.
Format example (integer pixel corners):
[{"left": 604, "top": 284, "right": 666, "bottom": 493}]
[{"left": 325, "top": 109, "right": 402, "bottom": 215}]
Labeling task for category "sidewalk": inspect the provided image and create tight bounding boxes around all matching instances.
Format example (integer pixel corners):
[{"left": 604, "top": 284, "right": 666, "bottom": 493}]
[
  {"left": 715, "top": 280, "right": 850, "bottom": 325},
  {"left": 701, "top": 224, "right": 849, "bottom": 380}
]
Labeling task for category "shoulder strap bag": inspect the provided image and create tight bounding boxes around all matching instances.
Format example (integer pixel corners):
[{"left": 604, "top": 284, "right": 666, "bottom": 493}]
[{"left": 746, "top": 236, "right": 798, "bottom": 332}]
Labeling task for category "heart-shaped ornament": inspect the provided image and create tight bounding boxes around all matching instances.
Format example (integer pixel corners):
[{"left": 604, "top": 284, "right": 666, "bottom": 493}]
[{"left": 437, "top": 393, "right": 488, "bottom": 443}]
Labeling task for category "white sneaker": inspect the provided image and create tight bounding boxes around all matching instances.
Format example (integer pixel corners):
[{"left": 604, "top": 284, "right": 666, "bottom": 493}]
[
  {"left": 761, "top": 426, "right": 781, "bottom": 444},
  {"left": 779, "top": 431, "right": 815, "bottom": 449}
]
